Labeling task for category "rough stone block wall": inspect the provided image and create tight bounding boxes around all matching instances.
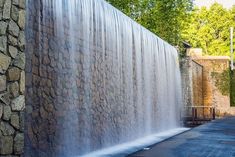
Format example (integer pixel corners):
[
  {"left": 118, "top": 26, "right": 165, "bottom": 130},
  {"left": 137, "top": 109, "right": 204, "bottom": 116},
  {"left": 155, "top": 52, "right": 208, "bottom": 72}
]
[
  {"left": 194, "top": 58, "right": 235, "bottom": 116},
  {"left": 191, "top": 60, "right": 204, "bottom": 118},
  {"left": 0, "top": 0, "right": 25, "bottom": 156},
  {"left": 192, "top": 60, "right": 203, "bottom": 107},
  {"left": 180, "top": 57, "right": 203, "bottom": 117},
  {"left": 25, "top": 0, "right": 182, "bottom": 156},
  {"left": 180, "top": 57, "right": 193, "bottom": 116}
]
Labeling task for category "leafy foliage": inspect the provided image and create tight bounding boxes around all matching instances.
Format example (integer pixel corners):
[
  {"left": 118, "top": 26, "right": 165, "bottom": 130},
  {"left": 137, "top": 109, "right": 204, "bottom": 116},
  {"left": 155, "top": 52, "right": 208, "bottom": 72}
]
[
  {"left": 106, "top": 0, "right": 193, "bottom": 46},
  {"left": 230, "top": 70, "right": 235, "bottom": 106},
  {"left": 182, "top": 3, "right": 235, "bottom": 56},
  {"left": 211, "top": 69, "right": 235, "bottom": 107},
  {"left": 211, "top": 70, "right": 230, "bottom": 96},
  {"left": 106, "top": 1, "right": 235, "bottom": 57},
  {"left": 106, "top": 0, "right": 235, "bottom": 105}
]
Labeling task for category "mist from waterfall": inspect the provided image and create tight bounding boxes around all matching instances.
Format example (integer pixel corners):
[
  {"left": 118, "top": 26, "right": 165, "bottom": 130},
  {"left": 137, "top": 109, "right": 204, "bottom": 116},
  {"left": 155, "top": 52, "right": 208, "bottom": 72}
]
[{"left": 26, "top": 0, "right": 183, "bottom": 156}]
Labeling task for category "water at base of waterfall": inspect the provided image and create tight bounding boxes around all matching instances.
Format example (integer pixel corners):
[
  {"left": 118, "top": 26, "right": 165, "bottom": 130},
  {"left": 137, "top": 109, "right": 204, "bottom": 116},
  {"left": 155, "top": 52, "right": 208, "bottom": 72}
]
[{"left": 81, "top": 128, "right": 189, "bottom": 157}]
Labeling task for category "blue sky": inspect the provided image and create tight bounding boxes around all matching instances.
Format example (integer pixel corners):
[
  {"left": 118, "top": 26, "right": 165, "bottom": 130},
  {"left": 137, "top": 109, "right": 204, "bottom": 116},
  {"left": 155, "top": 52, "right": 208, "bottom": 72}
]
[{"left": 194, "top": 0, "right": 235, "bottom": 9}]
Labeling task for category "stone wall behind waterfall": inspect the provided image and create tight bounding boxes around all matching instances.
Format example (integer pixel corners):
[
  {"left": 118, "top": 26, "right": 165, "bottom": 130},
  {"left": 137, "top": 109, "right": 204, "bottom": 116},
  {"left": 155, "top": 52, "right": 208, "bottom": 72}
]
[
  {"left": 25, "top": 0, "right": 182, "bottom": 157},
  {"left": 0, "top": 0, "right": 25, "bottom": 156},
  {"left": 181, "top": 57, "right": 203, "bottom": 117}
]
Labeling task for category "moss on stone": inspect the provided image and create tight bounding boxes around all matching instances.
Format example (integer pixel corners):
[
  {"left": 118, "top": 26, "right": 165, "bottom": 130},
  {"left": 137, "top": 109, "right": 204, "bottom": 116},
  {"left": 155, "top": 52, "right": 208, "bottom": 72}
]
[
  {"left": 211, "top": 69, "right": 230, "bottom": 96},
  {"left": 230, "top": 70, "right": 235, "bottom": 107},
  {"left": 212, "top": 69, "right": 235, "bottom": 107}
]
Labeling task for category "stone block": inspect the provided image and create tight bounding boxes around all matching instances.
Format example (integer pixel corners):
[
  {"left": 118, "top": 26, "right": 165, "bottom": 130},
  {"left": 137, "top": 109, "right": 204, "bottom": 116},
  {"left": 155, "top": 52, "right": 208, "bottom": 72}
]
[
  {"left": 0, "top": 103, "right": 3, "bottom": 119},
  {"left": 13, "top": 53, "right": 25, "bottom": 69},
  {"left": 19, "top": 0, "right": 25, "bottom": 9},
  {"left": 11, "top": 95, "right": 25, "bottom": 111},
  {"left": 0, "top": 75, "right": 6, "bottom": 92},
  {"left": 0, "top": 35, "right": 7, "bottom": 54},
  {"left": 0, "top": 121, "right": 15, "bottom": 136},
  {"left": 18, "top": 31, "right": 25, "bottom": 50},
  {"left": 11, "top": 5, "right": 19, "bottom": 22},
  {"left": 0, "top": 92, "right": 11, "bottom": 105},
  {"left": 13, "top": 0, "right": 19, "bottom": 6},
  {"left": 18, "top": 10, "right": 25, "bottom": 30},
  {"left": 19, "top": 71, "right": 25, "bottom": 94},
  {"left": 0, "top": 52, "right": 11, "bottom": 74},
  {"left": 14, "top": 133, "right": 24, "bottom": 154},
  {"left": 9, "top": 45, "right": 18, "bottom": 58},
  {"left": 10, "top": 113, "right": 20, "bottom": 129},
  {"left": 0, "top": 21, "right": 8, "bottom": 35},
  {"left": 8, "top": 35, "right": 18, "bottom": 46},
  {"left": 19, "top": 112, "right": 24, "bottom": 132},
  {"left": 3, "top": 0, "right": 11, "bottom": 20},
  {"left": 8, "top": 20, "right": 19, "bottom": 37},
  {"left": 0, "top": 136, "right": 13, "bottom": 154},
  {"left": 3, "top": 105, "right": 11, "bottom": 121},
  {"left": 0, "top": 0, "right": 4, "bottom": 7},
  {"left": 7, "top": 67, "right": 21, "bottom": 81},
  {"left": 8, "top": 82, "right": 19, "bottom": 97}
]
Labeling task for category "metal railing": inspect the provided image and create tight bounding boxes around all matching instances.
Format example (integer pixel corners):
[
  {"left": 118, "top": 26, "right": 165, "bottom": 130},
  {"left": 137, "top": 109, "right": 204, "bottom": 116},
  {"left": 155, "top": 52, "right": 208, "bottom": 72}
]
[{"left": 183, "top": 106, "right": 215, "bottom": 126}]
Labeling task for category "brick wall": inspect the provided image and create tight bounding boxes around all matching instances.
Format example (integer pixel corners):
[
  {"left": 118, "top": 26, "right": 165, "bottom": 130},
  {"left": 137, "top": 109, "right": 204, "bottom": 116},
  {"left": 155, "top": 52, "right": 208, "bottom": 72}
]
[{"left": 0, "top": 0, "right": 25, "bottom": 156}]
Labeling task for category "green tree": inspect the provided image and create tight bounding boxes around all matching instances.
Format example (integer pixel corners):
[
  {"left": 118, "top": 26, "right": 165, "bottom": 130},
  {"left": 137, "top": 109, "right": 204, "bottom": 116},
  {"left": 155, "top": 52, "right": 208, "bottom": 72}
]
[
  {"left": 106, "top": 0, "right": 193, "bottom": 46},
  {"left": 182, "top": 3, "right": 235, "bottom": 56},
  {"left": 106, "top": 0, "right": 139, "bottom": 18},
  {"left": 138, "top": 0, "right": 193, "bottom": 46}
]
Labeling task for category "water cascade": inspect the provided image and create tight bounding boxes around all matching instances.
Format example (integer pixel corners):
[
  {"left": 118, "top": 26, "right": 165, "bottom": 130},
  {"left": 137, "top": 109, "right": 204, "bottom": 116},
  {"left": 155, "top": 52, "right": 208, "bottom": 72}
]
[{"left": 25, "top": 0, "right": 185, "bottom": 156}]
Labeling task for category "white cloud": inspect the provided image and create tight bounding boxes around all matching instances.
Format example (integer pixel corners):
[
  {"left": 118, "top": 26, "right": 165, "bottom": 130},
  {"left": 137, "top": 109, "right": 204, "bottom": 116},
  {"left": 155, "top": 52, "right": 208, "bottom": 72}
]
[{"left": 194, "top": 0, "right": 235, "bottom": 9}]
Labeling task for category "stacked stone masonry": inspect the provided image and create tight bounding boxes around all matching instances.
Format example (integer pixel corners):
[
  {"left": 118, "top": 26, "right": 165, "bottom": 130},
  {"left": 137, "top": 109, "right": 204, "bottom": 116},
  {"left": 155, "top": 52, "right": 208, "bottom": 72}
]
[
  {"left": 25, "top": 0, "right": 181, "bottom": 156},
  {"left": 180, "top": 57, "right": 203, "bottom": 117},
  {"left": 1, "top": 0, "right": 234, "bottom": 156},
  {"left": 0, "top": 0, "right": 25, "bottom": 156},
  {"left": 194, "top": 57, "right": 235, "bottom": 116},
  {"left": 192, "top": 61, "right": 203, "bottom": 107},
  {"left": 181, "top": 48, "right": 235, "bottom": 117},
  {"left": 181, "top": 57, "right": 193, "bottom": 116}
]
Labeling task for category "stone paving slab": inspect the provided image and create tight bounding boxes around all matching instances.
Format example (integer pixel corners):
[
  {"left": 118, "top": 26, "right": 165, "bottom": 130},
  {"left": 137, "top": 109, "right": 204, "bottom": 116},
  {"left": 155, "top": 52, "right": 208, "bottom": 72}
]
[{"left": 128, "top": 117, "right": 235, "bottom": 157}]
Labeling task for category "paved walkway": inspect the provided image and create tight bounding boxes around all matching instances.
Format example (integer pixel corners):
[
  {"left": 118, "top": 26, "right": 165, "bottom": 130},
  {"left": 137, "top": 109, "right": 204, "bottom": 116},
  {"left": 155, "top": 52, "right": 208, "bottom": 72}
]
[{"left": 128, "top": 117, "right": 235, "bottom": 157}]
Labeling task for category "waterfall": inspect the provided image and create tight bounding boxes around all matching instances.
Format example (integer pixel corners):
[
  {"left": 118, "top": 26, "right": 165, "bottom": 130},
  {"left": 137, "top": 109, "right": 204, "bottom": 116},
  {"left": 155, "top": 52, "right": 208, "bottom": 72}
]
[{"left": 25, "top": 0, "right": 183, "bottom": 156}]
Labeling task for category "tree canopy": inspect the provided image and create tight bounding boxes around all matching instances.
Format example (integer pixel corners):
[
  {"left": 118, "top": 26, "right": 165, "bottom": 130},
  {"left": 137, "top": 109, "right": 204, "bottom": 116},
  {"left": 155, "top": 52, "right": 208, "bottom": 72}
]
[
  {"left": 106, "top": 0, "right": 193, "bottom": 46},
  {"left": 106, "top": 0, "right": 235, "bottom": 56},
  {"left": 182, "top": 3, "right": 235, "bottom": 56}
]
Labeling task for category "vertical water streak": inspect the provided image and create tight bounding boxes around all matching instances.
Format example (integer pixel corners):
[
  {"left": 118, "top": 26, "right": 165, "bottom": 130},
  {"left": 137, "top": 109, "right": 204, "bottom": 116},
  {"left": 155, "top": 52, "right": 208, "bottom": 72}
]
[{"left": 26, "top": 0, "right": 183, "bottom": 156}]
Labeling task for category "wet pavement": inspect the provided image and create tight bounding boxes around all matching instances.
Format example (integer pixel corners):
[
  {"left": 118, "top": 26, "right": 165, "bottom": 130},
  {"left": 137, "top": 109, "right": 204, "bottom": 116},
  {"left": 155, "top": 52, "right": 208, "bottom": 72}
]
[{"left": 128, "top": 117, "right": 235, "bottom": 157}]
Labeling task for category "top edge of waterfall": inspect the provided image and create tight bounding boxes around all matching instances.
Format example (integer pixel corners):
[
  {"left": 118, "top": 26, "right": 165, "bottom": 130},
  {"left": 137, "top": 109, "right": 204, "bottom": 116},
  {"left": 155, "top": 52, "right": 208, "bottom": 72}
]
[
  {"left": 42, "top": 0, "right": 178, "bottom": 52},
  {"left": 102, "top": 0, "right": 177, "bottom": 49}
]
